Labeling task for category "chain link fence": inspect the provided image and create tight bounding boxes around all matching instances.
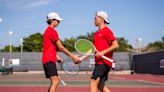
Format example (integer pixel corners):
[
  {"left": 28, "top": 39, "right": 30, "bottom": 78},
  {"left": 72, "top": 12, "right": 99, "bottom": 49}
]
[{"left": 0, "top": 52, "right": 133, "bottom": 72}]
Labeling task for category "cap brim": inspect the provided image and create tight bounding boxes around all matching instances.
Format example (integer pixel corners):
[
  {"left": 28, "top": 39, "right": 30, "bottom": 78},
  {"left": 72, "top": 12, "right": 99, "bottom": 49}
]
[
  {"left": 56, "top": 16, "right": 63, "bottom": 21},
  {"left": 57, "top": 18, "right": 63, "bottom": 21},
  {"left": 47, "top": 17, "right": 63, "bottom": 21},
  {"left": 105, "top": 19, "right": 110, "bottom": 24}
]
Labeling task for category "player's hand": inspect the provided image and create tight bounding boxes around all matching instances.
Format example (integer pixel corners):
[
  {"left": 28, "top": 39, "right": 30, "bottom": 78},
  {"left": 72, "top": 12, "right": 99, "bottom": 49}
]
[
  {"left": 72, "top": 55, "right": 81, "bottom": 64},
  {"left": 95, "top": 51, "right": 104, "bottom": 59},
  {"left": 57, "top": 60, "right": 63, "bottom": 64},
  {"left": 78, "top": 55, "right": 89, "bottom": 61},
  {"left": 56, "top": 57, "right": 63, "bottom": 64},
  {"left": 56, "top": 55, "right": 63, "bottom": 64}
]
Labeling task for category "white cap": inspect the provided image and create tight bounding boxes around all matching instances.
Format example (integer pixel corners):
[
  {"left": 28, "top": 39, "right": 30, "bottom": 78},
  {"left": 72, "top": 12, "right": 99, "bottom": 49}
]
[
  {"left": 47, "top": 12, "right": 63, "bottom": 21},
  {"left": 96, "top": 11, "right": 109, "bottom": 24}
]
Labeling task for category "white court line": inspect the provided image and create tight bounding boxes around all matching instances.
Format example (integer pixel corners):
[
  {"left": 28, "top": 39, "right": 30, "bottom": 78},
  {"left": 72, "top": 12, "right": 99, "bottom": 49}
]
[
  {"left": 60, "top": 80, "right": 66, "bottom": 86},
  {"left": 138, "top": 80, "right": 164, "bottom": 85}
]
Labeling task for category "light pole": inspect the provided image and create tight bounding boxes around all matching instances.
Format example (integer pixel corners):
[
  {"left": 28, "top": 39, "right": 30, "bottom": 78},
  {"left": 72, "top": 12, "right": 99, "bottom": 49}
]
[
  {"left": 162, "top": 30, "right": 164, "bottom": 42},
  {"left": 138, "top": 38, "right": 142, "bottom": 53},
  {"left": 20, "top": 38, "right": 24, "bottom": 71},
  {"left": 136, "top": 38, "right": 142, "bottom": 54},
  {"left": 0, "top": 42, "right": 1, "bottom": 52},
  {"left": 9, "top": 31, "right": 13, "bottom": 54},
  {"left": 20, "top": 39, "right": 23, "bottom": 53},
  {"left": 0, "top": 18, "right": 2, "bottom": 52}
]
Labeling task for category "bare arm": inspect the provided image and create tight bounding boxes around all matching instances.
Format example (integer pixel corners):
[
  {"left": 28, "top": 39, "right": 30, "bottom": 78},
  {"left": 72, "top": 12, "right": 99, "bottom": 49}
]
[
  {"left": 96, "top": 40, "right": 119, "bottom": 57},
  {"left": 56, "top": 40, "right": 81, "bottom": 63},
  {"left": 79, "top": 49, "right": 92, "bottom": 61}
]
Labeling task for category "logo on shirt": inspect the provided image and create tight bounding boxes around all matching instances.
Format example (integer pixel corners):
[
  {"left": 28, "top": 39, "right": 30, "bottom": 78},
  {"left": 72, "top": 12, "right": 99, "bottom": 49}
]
[{"left": 98, "top": 34, "right": 102, "bottom": 36}]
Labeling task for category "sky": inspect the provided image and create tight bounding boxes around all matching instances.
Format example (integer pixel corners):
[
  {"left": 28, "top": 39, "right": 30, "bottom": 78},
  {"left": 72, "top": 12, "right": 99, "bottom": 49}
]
[{"left": 0, "top": 0, "right": 164, "bottom": 49}]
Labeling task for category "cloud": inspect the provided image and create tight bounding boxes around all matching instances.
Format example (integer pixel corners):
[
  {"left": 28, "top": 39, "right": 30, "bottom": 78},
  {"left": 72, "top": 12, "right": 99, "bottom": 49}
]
[{"left": 0, "top": 0, "right": 51, "bottom": 10}]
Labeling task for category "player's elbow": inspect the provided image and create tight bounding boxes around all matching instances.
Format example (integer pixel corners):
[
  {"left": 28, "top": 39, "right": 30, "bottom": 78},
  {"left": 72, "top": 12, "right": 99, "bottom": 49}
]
[
  {"left": 113, "top": 41, "right": 119, "bottom": 49},
  {"left": 115, "top": 43, "right": 119, "bottom": 49},
  {"left": 56, "top": 40, "right": 65, "bottom": 51},
  {"left": 58, "top": 45, "right": 64, "bottom": 51}
]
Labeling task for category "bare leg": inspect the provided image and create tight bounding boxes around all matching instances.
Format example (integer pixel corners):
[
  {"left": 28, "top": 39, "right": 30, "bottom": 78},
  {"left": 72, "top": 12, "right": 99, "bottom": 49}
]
[
  {"left": 98, "top": 81, "right": 111, "bottom": 92},
  {"left": 48, "top": 76, "right": 59, "bottom": 92},
  {"left": 90, "top": 77, "right": 100, "bottom": 92}
]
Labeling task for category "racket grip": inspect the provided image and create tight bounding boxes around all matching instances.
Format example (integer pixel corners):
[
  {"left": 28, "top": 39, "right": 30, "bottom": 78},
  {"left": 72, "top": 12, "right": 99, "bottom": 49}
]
[
  {"left": 102, "top": 56, "right": 113, "bottom": 63},
  {"left": 79, "top": 55, "right": 89, "bottom": 61},
  {"left": 112, "top": 62, "right": 115, "bottom": 69}
]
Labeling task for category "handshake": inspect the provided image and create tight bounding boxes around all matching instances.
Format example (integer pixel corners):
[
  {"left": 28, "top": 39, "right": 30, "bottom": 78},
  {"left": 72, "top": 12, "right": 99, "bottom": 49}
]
[
  {"left": 72, "top": 54, "right": 90, "bottom": 64},
  {"left": 57, "top": 54, "right": 89, "bottom": 64}
]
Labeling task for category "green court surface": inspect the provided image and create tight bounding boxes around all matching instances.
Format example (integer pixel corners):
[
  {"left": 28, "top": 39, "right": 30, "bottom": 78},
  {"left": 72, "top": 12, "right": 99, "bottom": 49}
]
[
  {"left": 0, "top": 74, "right": 164, "bottom": 87},
  {"left": 0, "top": 80, "right": 164, "bottom": 87}
]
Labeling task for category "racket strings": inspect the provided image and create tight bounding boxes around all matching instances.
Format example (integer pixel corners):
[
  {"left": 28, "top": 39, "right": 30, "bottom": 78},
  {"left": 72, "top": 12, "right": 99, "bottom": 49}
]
[
  {"left": 62, "top": 62, "right": 80, "bottom": 75},
  {"left": 75, "top": 39, "right": 95, "bottom": 55}
]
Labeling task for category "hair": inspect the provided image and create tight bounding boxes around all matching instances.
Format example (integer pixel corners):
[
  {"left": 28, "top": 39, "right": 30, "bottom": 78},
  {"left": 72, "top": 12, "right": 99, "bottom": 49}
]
[
  {"left": 104, "top": 20, "right": 109, "bottom": 24},
  {"left": 47, "top": 19, "right": 53, "bottom": 25}
]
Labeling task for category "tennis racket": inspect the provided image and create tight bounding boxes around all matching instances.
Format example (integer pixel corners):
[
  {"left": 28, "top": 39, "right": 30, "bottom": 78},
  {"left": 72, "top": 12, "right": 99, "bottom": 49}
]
[
  {"left": 74, "top": 39, "right": 115, "bottom": 68},
  {"left": 57, "top": 60, "right": 80, "bottom": 76}
]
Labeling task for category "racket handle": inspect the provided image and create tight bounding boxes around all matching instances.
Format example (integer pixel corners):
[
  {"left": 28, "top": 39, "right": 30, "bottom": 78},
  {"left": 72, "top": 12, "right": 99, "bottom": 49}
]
[
  {"left": 79, "top": 55, "right": 89, "bottom": 61},
  {"left": 112, "top": 62, "right": 115, "bottom": 69},
  {"left": 102, "top": 56, "right": 113, "bottom": 63}
]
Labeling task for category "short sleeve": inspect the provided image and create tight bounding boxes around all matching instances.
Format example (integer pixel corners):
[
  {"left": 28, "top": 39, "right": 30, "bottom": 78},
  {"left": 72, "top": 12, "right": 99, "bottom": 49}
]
[
  {"left": 50, "top": 30, "right": 59, "bottom": 42},
  {"left": 105, "top": 28, "right": 116, "bottom": 44}
]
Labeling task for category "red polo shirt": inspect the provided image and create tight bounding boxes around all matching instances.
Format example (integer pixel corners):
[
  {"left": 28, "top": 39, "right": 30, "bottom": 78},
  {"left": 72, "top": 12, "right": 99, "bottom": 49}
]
[
  {"left": 42, "top": 26, "right": 59, "bottom": 64},
  {"left": 93, "top": 27, "right": 116, "bottom": 67}
]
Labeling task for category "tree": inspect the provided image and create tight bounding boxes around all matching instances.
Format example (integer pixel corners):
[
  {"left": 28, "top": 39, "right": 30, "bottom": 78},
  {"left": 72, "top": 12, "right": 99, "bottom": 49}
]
[
  {"left": 146, "top": 41, "right": 164, "bottom": 51},
  {"left": 23, "top": 33, "right": 43, "bottom": 52},
  {"left": 1, "top": 31, "right": 133, "bottom": 52},
  {"left": 1, "top": 45, "right": 20, "bottom": 52},
  {"left": 62, "top": 37, "right": 77, "bottom": 52},
  {"left": 77, "top": 31, "right": 95, "bottom": 42},
  {"left": 116, "top": 37, "right": 133, "bottom": 52},
  {"left": 61, "top": 32, "right": 96, "bottom": 51},
  {"left": 1, "top": 46, "right": 10, "bottom": 52}
]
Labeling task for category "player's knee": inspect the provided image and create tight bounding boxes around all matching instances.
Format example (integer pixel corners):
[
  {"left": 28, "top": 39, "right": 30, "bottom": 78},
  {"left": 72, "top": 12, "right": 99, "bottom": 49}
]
[
  {"left": 98, "top": 85, "right": 110, "bottom": 92},
  {"left": 103, "top": 89, "right": 111, "bottom": 92},
  {"left": 51, "top": 76, "right": 59, "bottom": 85},
  {"left": 98, "top": 83, "right": 104, "bottom": 91}
]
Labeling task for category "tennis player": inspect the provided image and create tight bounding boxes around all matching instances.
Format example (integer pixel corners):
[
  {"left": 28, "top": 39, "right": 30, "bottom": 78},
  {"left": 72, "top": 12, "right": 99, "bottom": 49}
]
[
  {"left": 90, "top": 11, "right": 119, "bottom": 92},
  {"left": 42, "top": 12, "right": 81, "bottom": 92}
]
